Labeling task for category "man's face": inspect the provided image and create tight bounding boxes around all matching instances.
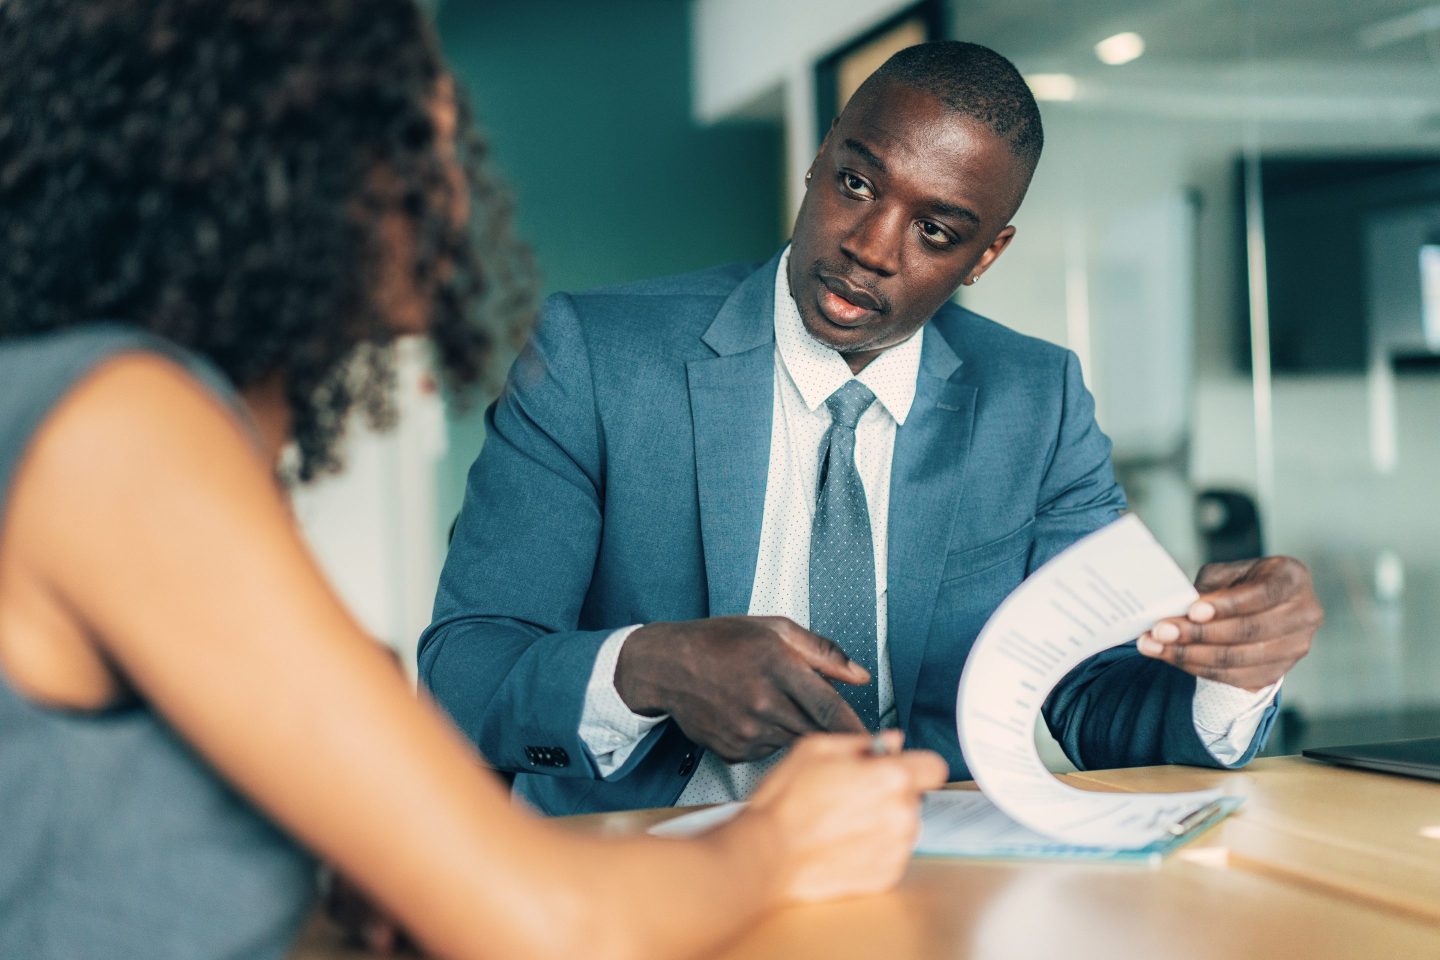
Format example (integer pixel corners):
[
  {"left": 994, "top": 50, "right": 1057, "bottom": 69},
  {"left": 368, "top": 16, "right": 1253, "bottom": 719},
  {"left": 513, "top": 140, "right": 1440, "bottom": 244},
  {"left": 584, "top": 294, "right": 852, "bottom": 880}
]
[{"left": 787, "top": 80, "right": 1029, "bottom": 371}]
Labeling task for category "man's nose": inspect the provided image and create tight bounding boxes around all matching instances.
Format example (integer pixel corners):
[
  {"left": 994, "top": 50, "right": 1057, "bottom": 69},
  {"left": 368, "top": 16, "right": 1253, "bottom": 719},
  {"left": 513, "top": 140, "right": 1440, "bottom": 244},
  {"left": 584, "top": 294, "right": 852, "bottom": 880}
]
[{"left": 840, "top": 207, "right": 902, "bottom": 277}]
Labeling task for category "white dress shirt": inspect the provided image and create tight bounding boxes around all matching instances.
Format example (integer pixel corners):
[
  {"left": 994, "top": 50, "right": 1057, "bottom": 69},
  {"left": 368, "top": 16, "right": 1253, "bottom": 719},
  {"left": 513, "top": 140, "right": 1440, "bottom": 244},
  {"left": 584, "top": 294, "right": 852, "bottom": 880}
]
[{"left": 578, "top": 249, "right": 1278, "bottom": 803}]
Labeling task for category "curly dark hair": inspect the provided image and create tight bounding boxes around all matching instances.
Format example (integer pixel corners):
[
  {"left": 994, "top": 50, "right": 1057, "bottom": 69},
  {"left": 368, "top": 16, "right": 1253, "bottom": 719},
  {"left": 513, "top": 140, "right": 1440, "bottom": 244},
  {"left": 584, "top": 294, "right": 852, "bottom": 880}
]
[{"left": 0, "top": 0, "right": 534, "bottom": 480}]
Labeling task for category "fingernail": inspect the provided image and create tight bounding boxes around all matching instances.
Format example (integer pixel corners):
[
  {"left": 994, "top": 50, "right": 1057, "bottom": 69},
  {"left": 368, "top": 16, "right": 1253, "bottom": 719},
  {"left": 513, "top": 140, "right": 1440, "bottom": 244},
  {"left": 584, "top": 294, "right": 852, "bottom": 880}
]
[
  {"left": 1138, "top": 637, "right": 1163, "bottom": 656},
  {"left": 1189, "top": 601, "right": 1215, "bottom": 622},
  {"left": 1153, "top": 622, "right": 1180, "bottom": 642}
]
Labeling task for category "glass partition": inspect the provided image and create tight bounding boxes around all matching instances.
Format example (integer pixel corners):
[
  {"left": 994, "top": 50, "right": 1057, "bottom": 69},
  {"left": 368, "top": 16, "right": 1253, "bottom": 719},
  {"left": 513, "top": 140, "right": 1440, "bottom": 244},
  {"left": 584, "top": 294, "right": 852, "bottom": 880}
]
[
  {"left": 1246, "top": 3, "right": 1440, "bottom": 746},
  {"left": 955, "top": 0, "right": 1440, "bottom": 758}
]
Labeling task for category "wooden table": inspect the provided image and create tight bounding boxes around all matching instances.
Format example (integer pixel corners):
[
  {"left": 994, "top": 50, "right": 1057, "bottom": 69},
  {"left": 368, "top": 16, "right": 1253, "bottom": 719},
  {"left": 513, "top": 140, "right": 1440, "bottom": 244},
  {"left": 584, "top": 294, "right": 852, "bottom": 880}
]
[{"left": 293, "top": 757, "right": 1440, "bottom": 959}]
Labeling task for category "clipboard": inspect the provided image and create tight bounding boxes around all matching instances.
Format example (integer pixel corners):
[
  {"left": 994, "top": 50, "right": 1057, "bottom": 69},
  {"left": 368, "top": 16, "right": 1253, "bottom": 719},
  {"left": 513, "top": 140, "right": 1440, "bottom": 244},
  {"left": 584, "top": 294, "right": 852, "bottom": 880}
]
[{"left": 912, "top": 793, "right": 1244, "bottom": 864}]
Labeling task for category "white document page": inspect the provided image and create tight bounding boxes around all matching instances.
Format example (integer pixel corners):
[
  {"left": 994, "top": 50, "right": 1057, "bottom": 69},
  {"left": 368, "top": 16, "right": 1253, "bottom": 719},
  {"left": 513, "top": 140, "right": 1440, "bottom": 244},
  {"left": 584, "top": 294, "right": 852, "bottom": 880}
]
[
  {"left": 651, "top": 793, "right": 1100, "bottom": 854},
  {"left": 957, "top": 513, "right": 1218, "bottom": 847},
  {"left": 915, "top": 790, "right": 1099, "bottom": 854}
]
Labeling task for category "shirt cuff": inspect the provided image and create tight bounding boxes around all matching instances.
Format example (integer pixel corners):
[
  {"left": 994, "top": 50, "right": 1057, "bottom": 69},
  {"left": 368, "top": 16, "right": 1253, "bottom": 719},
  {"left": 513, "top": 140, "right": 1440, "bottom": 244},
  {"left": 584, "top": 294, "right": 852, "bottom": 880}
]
[
  {"left": 579, "top": 624, "right": 668, "bottom": 778},
  {"left": 1192, "top": 675, "right": 1283, "bottom": 766}
]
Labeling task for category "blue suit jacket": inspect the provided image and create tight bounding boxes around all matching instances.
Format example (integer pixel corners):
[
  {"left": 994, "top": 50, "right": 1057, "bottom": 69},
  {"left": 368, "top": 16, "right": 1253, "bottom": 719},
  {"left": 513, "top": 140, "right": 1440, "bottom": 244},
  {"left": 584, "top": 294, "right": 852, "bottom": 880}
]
[{"left": 419, "top": 251, "right": 1278, "bottom": 815}]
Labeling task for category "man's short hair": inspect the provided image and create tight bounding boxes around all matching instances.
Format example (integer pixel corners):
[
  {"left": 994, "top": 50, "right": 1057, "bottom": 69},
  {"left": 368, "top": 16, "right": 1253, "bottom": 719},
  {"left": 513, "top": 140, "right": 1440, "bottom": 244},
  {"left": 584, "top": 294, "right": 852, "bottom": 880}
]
[{"left": 860, "top": 41, "right": 1043, "bottom": 175}]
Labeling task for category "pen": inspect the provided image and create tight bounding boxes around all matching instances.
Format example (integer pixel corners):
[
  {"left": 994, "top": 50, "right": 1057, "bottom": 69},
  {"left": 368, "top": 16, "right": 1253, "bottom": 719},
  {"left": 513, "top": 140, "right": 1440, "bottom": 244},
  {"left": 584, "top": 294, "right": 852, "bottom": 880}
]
[{"left": 1167, "top": 799, "right": 1224, "bottom": 837}]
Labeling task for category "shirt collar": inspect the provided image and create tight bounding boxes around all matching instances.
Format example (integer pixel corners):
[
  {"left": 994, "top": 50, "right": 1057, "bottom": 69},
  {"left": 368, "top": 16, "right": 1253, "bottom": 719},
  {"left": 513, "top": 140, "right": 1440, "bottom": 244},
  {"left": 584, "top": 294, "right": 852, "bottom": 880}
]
[{"left": 772, "top": 246, "right": 923, "bottom": 426}]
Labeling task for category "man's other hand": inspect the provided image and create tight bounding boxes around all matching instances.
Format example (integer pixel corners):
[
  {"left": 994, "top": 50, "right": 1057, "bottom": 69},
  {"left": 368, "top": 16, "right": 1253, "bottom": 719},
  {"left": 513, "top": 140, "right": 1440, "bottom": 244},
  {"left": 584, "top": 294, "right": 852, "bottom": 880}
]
[
  {"left": 1138, "top": 556, "right": 1323, "bottom": 691},
  {"left": 615, "top": 616, "right": 869, "bottom": 762}
]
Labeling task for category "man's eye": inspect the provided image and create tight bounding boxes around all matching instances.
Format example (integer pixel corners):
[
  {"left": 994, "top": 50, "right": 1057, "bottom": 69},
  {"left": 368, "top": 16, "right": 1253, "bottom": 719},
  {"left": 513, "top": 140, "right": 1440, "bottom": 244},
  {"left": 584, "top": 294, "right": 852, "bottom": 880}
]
[
  {"left": 919, "top": 221, "right": 954, "bottom": 246},
  {"left": 840, "top": 173, "right": 873, "bottom": 199}
]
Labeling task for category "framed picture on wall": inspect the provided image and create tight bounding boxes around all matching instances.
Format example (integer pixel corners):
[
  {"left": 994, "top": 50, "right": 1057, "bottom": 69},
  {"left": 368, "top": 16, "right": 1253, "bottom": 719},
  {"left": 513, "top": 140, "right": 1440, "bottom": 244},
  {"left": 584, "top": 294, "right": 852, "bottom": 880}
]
[{"left": 813, "top": 0, "right": 945, "bottom": 140}]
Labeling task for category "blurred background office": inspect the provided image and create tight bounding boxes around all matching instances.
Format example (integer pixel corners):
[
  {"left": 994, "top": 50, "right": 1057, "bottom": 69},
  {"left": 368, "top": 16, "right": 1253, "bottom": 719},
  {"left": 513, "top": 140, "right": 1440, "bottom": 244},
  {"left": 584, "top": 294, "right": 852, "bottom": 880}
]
[{"left": 293, "top": 0, "right": 1440, "bottom": 763}]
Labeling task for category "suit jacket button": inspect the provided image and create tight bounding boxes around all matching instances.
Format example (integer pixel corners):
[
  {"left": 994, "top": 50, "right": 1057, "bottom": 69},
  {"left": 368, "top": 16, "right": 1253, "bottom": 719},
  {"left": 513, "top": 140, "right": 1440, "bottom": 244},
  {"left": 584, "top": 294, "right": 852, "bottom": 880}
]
[
  {"left": 552, "top": 747, "right": 570, "bottom": 768},
  {"left": 677, "top": 752, "right": 696, "bottom": 777}
]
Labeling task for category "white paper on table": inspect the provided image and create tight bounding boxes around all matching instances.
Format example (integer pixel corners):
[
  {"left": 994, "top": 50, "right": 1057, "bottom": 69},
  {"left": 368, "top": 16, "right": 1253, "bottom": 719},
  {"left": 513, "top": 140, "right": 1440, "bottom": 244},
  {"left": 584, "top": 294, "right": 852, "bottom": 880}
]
[
  {"left": 647, "top": 792, "right": 1106, "bottom": 853},
  {"left": 957, "top": 513, "right": 1219, "bottom": 847},
  {"left": 915, "top": 790, "right": 1071, "bottom": 852},
  {"left": 910, "top": 789, "right": 1182, "bottom": 860}
]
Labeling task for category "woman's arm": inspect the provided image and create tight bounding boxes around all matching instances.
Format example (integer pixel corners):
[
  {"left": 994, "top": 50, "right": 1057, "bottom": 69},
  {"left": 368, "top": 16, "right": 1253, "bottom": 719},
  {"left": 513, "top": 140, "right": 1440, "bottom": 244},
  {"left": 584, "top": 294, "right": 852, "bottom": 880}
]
[{"left": 6, "top": 354, "right": 943, "bottom": 960}]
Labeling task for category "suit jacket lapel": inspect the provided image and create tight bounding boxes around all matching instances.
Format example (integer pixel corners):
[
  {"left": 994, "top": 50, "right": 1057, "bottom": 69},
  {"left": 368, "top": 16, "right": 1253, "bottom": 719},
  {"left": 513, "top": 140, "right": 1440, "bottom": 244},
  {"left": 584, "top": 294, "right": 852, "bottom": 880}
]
[
  {"left": 686, "top": 254, "right": 780, "bottom": 617},
  {"left": 887, "top": 324, "right": 976, "bottom": 730}
]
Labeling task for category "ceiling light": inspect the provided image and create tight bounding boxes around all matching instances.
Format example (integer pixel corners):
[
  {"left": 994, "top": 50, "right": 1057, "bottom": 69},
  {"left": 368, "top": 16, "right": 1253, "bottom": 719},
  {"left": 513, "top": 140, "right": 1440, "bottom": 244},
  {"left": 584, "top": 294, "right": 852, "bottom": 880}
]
[
  {"left": 1095, "top": 31, "right": 1145, "bottom": 66},
  {"left": 1026, "top": 73, "right": 1078, "bottom": 101}
]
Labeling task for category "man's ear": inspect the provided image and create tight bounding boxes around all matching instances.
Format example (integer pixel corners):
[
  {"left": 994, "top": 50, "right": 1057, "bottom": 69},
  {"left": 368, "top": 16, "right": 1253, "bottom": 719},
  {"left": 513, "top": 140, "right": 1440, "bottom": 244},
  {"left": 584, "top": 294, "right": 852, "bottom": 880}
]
[
  {"left": 806, "top": 118, "right": 840, "bottom": 182},
  {"left": 970, "top": 225, "right": 1017, "bottom": 281}
]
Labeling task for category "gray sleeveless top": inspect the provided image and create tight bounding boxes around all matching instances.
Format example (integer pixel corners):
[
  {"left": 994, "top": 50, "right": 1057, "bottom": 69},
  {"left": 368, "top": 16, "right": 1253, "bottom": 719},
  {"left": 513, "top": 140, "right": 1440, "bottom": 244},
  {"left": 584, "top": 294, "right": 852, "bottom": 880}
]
[{"left": 0, "top": 327, "right": 315, "bottom": 959}]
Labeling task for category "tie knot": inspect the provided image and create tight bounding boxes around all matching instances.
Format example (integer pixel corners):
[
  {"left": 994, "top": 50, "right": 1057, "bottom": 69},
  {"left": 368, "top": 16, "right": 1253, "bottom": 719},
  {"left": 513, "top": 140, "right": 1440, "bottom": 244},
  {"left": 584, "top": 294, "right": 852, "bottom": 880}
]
[{"left": 825, "top": 380, "right": 876, "bottom": 429}]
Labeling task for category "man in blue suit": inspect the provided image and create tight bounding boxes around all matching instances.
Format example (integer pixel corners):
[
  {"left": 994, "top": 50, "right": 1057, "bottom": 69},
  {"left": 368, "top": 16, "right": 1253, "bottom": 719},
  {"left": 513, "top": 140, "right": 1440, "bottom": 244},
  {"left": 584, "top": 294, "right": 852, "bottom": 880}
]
[{"left": 420, "top": 42, "right": 1322, "bottom": 815}]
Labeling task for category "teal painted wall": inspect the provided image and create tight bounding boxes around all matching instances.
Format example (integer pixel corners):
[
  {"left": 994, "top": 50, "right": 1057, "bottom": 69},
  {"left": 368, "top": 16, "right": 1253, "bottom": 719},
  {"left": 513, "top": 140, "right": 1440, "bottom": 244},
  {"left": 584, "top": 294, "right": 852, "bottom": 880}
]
[
  {"left": 433, "top": 0, "right": 784, "bottom": 536},
  {"left": 439, "top": 0, "right": 783, "bottom": 296}
]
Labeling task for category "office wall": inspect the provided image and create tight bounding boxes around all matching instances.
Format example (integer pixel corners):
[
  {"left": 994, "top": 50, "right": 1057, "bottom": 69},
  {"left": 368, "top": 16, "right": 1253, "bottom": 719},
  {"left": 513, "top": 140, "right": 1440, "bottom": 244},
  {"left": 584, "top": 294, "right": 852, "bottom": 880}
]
[
  {"left": 432, "top": 0, "right": 783, "bottom": 532},
  {"left": 691, "top": 0, "right": 916, "bottom": 212},
  {"left": 691, "top": 0, "right": 914, "bottom": 122},
  {"left": 438, "top": 0, "right": 784, "bottom": 295},
  {"left": 433, "top": 0, "right": 786, "bottom": 529}
]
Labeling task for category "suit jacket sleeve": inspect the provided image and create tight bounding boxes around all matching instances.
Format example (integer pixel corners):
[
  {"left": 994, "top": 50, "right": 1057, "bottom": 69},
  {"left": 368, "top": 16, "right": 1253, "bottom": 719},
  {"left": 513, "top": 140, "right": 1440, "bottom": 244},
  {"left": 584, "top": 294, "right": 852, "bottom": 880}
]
[
  {"left": 1036, "top": 351, "right": 1277, "bottom": 770},
  {"left": 417, "top": 292, "right": 664, "bottom": 779}
]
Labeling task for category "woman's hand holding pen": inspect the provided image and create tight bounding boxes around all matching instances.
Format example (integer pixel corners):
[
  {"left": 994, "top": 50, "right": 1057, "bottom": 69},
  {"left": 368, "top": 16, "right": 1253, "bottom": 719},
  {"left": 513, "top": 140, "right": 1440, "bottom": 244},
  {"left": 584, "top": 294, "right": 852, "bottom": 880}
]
[{"left": 737, "top": 731, "right": 947, "bottom": 903}]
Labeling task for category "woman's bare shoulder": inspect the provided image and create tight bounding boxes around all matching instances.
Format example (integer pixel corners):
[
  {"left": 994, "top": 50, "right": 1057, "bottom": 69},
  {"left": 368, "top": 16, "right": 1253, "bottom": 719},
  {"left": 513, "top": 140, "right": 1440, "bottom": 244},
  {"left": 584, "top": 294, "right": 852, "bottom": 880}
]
[
  {"left": 10, "top": 348, "right": 283, "bottom": 617},
  {"left": 36, "top": 351, "right": 257, "bottom": 467}
]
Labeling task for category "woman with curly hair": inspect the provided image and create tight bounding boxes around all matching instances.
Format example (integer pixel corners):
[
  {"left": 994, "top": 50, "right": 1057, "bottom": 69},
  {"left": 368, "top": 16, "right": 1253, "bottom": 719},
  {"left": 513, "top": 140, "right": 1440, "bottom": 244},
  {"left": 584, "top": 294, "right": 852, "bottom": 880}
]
[{"left": 0, "top": 1, "right": 946, "bottom": 959}]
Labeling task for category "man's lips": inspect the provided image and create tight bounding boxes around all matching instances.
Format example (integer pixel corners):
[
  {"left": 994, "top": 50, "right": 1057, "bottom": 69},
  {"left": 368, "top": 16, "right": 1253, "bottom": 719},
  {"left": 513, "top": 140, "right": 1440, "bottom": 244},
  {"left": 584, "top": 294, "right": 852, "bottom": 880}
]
[
  {"left": 818, "top": 273, "right": 883, "bottom": 312},
  {"left": 814, "top": 273, "right": 884, "bottom": 327}
]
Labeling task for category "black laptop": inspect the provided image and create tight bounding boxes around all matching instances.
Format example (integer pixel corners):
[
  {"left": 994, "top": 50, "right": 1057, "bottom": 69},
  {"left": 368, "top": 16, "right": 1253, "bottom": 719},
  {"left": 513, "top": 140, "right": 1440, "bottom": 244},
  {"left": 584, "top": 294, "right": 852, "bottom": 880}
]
[{"left": 1303, "top": 737, "right": 1440, "bottom": 783}]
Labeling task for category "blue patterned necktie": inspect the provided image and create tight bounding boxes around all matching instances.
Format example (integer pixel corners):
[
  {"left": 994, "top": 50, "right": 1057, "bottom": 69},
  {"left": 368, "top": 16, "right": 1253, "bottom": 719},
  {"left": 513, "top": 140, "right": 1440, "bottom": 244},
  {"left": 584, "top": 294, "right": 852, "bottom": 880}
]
[{"left": 809, "top": 379, "right": 880, "bottom": 731}]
